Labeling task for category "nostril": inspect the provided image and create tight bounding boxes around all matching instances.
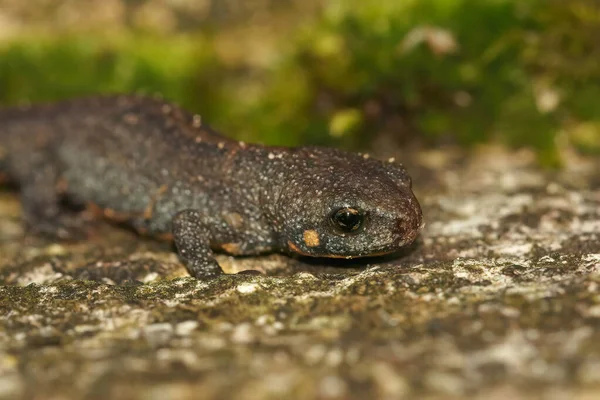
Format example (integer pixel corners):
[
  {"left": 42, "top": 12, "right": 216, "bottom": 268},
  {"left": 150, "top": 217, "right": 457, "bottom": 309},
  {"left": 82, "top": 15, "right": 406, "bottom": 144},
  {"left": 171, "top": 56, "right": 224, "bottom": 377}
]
[
  {"left": 396, "top": 209, "right": 422, "bottom": 239},
  {"left": 396, "top": 217, "right": 410, "bottom": 237}
]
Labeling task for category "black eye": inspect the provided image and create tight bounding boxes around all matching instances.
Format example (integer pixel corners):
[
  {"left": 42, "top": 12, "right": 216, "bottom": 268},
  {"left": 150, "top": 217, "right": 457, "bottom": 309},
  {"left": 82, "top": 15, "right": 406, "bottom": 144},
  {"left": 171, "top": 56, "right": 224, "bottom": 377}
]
[{"left": 331, "top": 208, "right": 364, "bottom": 232}]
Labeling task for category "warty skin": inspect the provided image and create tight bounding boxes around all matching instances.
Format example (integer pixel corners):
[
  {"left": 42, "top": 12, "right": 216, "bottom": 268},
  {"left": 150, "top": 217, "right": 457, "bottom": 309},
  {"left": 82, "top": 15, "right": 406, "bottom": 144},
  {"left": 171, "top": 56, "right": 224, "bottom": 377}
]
[{"left": 0, "top": 95, "right": 423, "bottom": 279}]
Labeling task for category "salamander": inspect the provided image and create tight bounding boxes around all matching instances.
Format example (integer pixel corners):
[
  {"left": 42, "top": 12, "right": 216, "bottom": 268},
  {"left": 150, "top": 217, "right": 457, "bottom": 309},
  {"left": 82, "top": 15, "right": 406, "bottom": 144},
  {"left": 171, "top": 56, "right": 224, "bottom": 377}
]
[{"left": 0, "top": 95, "right": 423, "bottom": 280}]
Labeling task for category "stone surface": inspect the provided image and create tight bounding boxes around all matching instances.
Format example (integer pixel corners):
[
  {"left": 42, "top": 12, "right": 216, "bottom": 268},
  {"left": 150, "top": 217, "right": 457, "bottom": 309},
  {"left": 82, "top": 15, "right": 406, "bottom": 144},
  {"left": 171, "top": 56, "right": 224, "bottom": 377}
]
[{"left": 1, "top": 146, "right": 600, "bottom": 400}]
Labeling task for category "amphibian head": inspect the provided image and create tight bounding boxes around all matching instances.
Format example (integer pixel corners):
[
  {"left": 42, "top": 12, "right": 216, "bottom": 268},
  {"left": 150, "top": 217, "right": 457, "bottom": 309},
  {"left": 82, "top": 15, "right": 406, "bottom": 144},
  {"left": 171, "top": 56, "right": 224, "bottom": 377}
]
[{"left": 275, "top": 147, "right": 423, "bottom": 259}]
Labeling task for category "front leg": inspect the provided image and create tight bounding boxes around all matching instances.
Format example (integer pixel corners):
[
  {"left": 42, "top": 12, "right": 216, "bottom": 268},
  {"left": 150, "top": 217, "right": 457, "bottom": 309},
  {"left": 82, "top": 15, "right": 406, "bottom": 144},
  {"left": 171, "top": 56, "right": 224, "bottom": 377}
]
[{"left": 171, "top": 209, "right": 223, "bottom": 280}]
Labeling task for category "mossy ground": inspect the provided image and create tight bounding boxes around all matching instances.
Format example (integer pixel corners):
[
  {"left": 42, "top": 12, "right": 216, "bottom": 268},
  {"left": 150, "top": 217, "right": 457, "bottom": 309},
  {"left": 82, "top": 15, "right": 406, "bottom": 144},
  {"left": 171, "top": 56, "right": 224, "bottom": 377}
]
[
  {"left": 2, "top": 0, "right": 600, "bottom": 165},
  {"left": 1, "top": 147, "right": 599, "bottom": 400}
]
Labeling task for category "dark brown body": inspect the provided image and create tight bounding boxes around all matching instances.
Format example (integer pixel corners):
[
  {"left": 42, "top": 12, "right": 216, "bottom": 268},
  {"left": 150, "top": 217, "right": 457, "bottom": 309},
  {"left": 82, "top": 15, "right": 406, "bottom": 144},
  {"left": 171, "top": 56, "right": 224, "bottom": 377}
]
[{"left": 0, "top": 95, "right": 423, "bottom": 279}]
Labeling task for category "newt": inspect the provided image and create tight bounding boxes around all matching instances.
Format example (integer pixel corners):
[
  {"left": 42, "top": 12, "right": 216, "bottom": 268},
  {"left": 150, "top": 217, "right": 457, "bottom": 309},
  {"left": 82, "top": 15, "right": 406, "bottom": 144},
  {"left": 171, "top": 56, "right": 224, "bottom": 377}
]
[{"left": 0, "top": 95, "right": 423, "bottom": 280}]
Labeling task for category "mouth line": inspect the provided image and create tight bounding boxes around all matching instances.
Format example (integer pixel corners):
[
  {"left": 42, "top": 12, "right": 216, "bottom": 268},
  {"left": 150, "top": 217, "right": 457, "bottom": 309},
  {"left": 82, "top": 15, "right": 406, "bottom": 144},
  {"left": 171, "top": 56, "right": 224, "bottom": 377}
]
[
  {"left": 293, "top": 249, "right": 396, "bottom": 260},
  {"left": 289, "top": 243, "right": 405, "bottom": 260},
  {"left": 288, "top": 227, "right": 421, "bottom": 260},
  {"left": 325, "top": 248, "right": 397, "bottom": 259}
]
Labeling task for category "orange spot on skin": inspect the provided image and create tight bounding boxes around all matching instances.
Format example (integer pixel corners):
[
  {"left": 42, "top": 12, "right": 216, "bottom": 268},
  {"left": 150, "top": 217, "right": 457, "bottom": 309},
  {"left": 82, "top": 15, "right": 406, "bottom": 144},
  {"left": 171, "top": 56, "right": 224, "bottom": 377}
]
[
  {"left": 303, "top": 230, "right": 320, "bottom": 247},
  {"left": 142, "top": 207, "right": 153, "bottom": 220},
  {"left": 86, "top": 185, "right": 173, "bottom": 241},
  {"left": 155, "top": 232, "right": 174, "bottom": 241},
  {"left": 132, "top": 227, "right": 173, "bottom": 241},
  {"left": 288, "top": 241, "right": 303, "bottom": 254},
  {"left": 86, "top": 203, "right": 135, "bottom": 223},
  {"left": 288, "top": 240, "right": 322, "bottom": 257},
  {"left": 86, "top": 203, "right": 104, "bottom": 218},
  {"left": 55, "top": 178, "right": 69, "bottom": 194},
  {"left": 221, "top": 243, "right": 242, "bottom": 255},
  {"left": 103, "top": 208, "right": 134, "bottom": 222},
  {"left": 123, "top": 113, "right": 139, "bottom": 125},
  {"left": 143, "top": 185, "right": 169, "bottom": 220}
]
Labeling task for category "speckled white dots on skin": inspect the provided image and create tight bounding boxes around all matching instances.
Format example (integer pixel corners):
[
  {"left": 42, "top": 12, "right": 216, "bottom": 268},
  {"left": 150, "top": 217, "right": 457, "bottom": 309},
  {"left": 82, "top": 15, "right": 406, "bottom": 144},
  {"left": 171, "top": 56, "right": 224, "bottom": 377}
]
[{"left": 0, "top": 95, "right": 422, "bottom": 280}]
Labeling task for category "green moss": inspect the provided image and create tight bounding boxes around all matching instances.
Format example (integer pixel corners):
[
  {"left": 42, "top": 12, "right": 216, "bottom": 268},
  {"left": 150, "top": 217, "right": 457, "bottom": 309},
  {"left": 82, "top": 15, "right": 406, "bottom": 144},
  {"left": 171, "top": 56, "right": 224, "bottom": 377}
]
[
  {"left": 1, "top": 0, "right": 600, "bottom": 163},
  {"left": 0, "top": 35, "right": 222, "bottom": 117}
]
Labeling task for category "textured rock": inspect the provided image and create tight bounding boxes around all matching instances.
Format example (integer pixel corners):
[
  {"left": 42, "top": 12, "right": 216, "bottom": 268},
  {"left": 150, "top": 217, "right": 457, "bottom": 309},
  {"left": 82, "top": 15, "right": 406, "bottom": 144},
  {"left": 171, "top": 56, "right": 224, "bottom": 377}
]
[{"left": 1, "top": 146, "right": 599, "bottom": 400}]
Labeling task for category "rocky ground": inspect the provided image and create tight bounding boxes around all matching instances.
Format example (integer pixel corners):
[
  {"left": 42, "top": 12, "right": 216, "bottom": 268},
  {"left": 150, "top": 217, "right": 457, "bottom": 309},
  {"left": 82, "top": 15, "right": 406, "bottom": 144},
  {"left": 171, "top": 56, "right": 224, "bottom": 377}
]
[{"left": 1, "top": 146, "right": 599, "bottom": 400}]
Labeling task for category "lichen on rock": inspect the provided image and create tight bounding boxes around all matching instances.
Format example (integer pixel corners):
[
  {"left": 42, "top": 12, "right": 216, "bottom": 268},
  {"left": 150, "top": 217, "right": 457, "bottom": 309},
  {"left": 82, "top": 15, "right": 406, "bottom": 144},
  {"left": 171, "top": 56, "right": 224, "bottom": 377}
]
[{"left": 1, "top": 147, "right": 600, "bottom": 399}]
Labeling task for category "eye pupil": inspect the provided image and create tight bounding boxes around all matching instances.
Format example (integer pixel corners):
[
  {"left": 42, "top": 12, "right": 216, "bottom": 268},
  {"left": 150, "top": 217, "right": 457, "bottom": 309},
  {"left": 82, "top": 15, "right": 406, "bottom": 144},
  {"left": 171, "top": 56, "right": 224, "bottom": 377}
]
[{"left": 332, "top": 208, "right": 363, "bottom": 232}]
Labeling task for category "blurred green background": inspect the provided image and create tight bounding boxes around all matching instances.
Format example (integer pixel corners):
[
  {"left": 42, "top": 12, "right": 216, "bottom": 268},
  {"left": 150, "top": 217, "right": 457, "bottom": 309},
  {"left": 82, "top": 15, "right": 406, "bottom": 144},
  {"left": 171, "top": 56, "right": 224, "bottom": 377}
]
[{"left": 1, "top": 0, "right": 599, "bottom": 165}]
